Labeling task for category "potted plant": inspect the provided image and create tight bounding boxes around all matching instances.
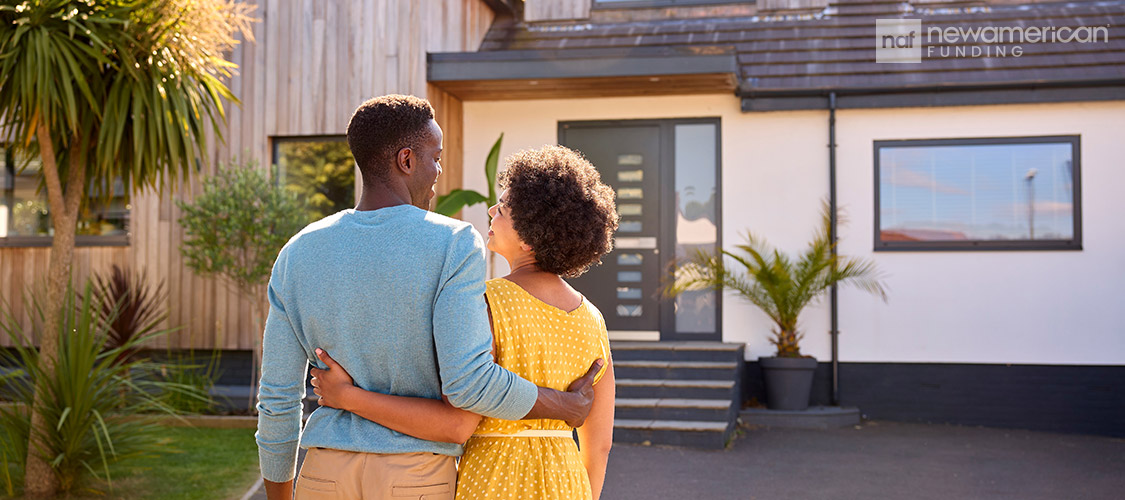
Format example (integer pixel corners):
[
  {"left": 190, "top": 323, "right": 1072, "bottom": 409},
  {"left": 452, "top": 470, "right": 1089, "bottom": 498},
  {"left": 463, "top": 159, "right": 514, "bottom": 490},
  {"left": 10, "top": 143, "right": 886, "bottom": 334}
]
[{"left": 666, "top": 203, "right": 887, "bottom": 410}]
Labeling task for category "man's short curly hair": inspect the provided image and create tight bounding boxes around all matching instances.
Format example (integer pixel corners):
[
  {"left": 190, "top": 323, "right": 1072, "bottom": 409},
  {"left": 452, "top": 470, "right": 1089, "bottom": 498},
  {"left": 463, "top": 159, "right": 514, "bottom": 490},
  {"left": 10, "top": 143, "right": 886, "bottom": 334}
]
[
  {"left": 346, "top": 95, "right": 435, "bottom": 184},
  {"left": 500, "top": 145, "right": 619, "bottom": 278}
]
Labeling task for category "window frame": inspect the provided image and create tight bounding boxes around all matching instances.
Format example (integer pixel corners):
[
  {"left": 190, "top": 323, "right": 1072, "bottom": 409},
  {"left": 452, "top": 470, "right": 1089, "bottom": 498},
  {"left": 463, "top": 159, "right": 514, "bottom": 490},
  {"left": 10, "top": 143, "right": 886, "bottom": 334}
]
[
  {"left": 873, "top": 135, "right": 1083, "bottom": 252},
  {"left": 0, "top": 148, "right": 129, "bottom": 248}
]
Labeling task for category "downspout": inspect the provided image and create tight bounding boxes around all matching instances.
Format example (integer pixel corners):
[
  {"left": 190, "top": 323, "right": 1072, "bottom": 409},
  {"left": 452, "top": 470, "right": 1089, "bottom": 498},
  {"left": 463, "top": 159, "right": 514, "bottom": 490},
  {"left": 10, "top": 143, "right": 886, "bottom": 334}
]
[{"left": 828, "top": 92, "right": 840, "bottom": 407}]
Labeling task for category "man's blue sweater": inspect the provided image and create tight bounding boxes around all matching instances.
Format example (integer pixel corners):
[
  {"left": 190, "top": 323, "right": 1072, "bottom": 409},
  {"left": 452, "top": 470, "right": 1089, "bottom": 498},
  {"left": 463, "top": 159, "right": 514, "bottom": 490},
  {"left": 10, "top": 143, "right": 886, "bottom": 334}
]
[{"left": 255, "top": 205, "right": 538, "bottom": 482}]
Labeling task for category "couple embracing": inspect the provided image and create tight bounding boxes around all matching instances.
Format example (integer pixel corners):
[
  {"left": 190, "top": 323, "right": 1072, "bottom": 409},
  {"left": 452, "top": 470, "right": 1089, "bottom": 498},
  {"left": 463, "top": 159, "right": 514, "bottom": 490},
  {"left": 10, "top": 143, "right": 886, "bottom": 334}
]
[{"left": 256, "top": 94, "right": 619, "bottom": 500}]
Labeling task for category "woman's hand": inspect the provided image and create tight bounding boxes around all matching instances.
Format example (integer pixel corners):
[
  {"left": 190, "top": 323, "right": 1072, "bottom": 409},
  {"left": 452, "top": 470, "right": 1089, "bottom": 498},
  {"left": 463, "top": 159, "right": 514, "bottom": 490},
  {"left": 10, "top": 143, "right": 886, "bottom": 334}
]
[{"left": 309, "top": 348, "right": 357, "bottom": 411}]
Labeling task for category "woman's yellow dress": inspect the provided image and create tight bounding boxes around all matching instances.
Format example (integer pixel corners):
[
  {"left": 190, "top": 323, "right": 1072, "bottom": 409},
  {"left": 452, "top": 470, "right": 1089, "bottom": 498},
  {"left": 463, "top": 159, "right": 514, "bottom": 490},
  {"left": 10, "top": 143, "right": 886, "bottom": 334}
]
[{"left": 455, "top": 278, "right": 610, "bottom": 500}]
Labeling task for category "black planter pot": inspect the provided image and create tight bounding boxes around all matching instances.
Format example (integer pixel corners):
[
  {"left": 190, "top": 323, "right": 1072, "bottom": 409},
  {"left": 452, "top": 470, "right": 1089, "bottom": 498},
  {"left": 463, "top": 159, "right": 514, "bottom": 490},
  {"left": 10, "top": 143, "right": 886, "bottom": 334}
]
[{"left": 759, "top": 356, "right": 818, "bottom": 410}]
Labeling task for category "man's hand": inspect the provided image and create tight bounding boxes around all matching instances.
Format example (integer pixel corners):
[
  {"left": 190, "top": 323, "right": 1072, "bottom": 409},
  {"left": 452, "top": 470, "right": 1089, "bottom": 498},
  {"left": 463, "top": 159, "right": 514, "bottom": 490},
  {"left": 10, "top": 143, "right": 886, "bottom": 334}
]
[
  {"left": 523, "top": 359, "right": 604, "bottom": 428},
  {"left": 309, "top": 349, "right": 358, "bottom": 412}
]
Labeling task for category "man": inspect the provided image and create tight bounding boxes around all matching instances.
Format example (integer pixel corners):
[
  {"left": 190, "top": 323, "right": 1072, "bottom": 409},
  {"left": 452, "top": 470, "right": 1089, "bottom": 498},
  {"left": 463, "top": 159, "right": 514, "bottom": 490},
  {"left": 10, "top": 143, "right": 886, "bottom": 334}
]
[{"left": 256, "top": 95, "right": 601, "bottom": 500}]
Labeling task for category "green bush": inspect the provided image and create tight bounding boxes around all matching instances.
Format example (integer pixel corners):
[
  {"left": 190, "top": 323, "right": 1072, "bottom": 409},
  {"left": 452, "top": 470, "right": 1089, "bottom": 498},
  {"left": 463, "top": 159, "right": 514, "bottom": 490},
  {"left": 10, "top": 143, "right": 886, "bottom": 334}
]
[
  {"left": 177, "top": 160, "right": 307, "bottom": 295},
  {"left": 0, "top": 283, "right": 188, "bottom": 496}
]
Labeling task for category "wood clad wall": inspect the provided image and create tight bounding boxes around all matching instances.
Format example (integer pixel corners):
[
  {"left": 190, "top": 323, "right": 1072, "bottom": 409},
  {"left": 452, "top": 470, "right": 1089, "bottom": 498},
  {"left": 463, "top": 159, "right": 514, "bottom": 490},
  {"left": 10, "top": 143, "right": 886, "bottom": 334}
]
[
  {"left": 0, "top": 0, "right": 495, "bottom": 350},
  {"left": 525, "top": 0, "right": 591, "bottom": 22}
]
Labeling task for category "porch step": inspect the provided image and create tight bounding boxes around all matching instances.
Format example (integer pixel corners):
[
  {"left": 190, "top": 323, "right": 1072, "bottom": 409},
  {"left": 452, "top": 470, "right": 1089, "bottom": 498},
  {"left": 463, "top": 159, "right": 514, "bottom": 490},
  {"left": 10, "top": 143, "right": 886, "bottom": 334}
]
[
  {"left": 610, "top": 341, "right": 744, "bottom": 449},
  {"left": 613, "top": 418, "right": 733, "bottom": 449},
  {"left": 615, "top": 397, "right": 733, "bottom": 422},
  {"left": 612, "top": 341, "right": 745, "bottom": 362},
  {"left": 616, "top": 378, "right": 736, "bottom": 400},
  {"left": 614, "top": 360, "right": 738, "bottom": 380}
]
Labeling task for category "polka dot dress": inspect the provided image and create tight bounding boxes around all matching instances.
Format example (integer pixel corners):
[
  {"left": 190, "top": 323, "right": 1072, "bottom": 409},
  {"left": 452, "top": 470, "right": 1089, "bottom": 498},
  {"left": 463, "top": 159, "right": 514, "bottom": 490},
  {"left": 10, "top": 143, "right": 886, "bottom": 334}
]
[{"left": 455, "top": 278, "right": 610, "bottom": 500}]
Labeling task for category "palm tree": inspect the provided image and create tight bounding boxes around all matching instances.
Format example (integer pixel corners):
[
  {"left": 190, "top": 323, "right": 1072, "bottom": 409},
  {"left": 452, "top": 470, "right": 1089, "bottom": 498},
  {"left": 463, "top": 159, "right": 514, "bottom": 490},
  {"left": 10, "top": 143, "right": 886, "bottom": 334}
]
[
  {"left": 0, "top": 1, "right": 253, "bottom": 494},
  {"left": 667, "top": 202, "right": 888, "bottom": 358}
]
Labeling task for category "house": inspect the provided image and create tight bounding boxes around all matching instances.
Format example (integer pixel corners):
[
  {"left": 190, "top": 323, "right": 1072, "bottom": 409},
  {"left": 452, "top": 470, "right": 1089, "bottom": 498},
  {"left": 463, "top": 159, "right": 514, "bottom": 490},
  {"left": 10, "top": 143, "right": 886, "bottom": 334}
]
[
  {"left": 436, "top": 0, "right": 1125, "bottom": 443},
  {"left": 2, "top": 0, "right": 1121, "bottom": 445}
]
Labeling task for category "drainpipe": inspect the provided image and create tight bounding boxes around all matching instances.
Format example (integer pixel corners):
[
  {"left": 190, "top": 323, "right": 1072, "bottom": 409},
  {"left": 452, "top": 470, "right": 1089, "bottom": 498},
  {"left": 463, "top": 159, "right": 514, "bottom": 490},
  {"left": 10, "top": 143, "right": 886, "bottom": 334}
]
[{"left": 828, "top": 91, "right": 840, "bottom": 407}]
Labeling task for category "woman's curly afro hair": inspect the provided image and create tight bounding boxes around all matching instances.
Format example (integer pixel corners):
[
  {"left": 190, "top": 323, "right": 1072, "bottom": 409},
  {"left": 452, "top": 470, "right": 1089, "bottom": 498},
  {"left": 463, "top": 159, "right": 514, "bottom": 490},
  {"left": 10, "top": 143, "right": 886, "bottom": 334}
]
[{"left": 500, "top": 145, "right": 619, "bottom": 278}]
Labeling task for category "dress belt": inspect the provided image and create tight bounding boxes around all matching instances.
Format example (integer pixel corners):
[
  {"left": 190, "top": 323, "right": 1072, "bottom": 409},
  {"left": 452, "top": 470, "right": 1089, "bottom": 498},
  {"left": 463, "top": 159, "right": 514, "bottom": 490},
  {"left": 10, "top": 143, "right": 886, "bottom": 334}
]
[{"left": 471, "top": 430, "right": 574, "bottom": 438}]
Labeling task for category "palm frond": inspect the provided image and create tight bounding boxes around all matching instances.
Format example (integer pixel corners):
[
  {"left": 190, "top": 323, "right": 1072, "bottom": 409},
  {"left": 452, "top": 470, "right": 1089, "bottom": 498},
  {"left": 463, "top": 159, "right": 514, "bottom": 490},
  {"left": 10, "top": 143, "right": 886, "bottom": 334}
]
[{"left": 664, "top": 200, "right": 888, "bottom": 357}]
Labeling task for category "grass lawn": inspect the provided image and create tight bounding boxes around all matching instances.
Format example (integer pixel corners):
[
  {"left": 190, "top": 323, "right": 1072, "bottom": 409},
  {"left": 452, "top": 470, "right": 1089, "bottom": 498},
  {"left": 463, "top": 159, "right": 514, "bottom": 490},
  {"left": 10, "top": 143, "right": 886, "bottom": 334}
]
[{"left": 2, "top": 426, "right": 260, "bottom": 500}]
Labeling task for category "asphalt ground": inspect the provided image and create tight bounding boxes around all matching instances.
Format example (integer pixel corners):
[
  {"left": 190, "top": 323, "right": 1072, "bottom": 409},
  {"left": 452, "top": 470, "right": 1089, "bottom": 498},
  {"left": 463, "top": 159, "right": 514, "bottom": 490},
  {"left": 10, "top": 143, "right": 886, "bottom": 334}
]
[
  {"left": 247, "top": 420, "right": 1125, "bottom": 499},
  {"left": 601, "top": 420, "right": 1125, "bottom": 500}
]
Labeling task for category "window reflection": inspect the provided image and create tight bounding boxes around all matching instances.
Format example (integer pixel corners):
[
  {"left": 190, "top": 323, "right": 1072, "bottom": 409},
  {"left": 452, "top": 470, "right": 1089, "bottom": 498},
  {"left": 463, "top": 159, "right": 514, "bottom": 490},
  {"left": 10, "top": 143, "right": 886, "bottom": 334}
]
[
  {"left": 618, "top": 204, "right": 642, "bottom": 216},
  {"left": 674, "top": 124, "right": 718, "bottom": 334},
  {"left": 275, "top": 138, "right": 356, "bottom": 223},
  {"left": 616, "top": 304, "right": 643, "bottom": 317},
  {"left": 878, "top": 140, "right": 1076, "bottom": 242},
  {"left": 619, "top": 221, "right": 642, "bottom": 233},
  {"left": 2, "top": 148, "right": 129, "bottom": 238},
  {"left": 617, "top": 271, "right": 642, "bottom": 282},
  {"left": 618, "top": 169, "right": 643, "bottom": 182},
  {"left": 617, "top": 287, "right": 642, "bottom": 299},
  {"left": 617, "top": 253, "right": 643, "bottom": 265},
  {"left": 618, "top": 187, "right": 643, "bottom": 199}
]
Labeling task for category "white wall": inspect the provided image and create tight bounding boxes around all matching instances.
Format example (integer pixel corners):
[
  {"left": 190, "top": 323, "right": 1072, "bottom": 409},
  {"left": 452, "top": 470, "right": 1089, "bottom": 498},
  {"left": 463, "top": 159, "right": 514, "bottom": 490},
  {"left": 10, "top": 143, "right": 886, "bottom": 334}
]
[
  {"left": 836, "top": 101, "right": 1125, "bottom": 366},
  {"left": 461, "top": 96, "right": 1125, "bottom": 366}
]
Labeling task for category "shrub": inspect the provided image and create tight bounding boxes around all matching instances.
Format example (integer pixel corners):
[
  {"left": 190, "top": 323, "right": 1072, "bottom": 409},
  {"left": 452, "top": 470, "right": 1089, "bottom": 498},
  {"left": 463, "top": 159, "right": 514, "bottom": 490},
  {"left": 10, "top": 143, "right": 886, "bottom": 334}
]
[{"left": 0, "top": 283, "right": 189, "bottom": 495}]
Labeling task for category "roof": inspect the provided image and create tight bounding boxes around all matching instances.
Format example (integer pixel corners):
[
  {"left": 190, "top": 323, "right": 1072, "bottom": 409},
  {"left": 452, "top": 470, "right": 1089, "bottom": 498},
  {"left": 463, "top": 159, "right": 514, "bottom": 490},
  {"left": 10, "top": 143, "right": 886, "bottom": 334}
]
[{"left": 427, "top": 0, "right": 1125, "bottom": 109}]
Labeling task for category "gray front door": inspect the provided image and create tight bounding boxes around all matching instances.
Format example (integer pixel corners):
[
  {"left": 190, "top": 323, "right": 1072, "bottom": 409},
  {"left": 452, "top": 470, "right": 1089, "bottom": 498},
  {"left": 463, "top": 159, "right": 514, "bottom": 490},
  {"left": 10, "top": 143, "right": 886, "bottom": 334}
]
[
  {"left": 562, "top": 124, "right": 663, "bottom": 336},
  {"left": 561, "top": 119, "right": 723, "bottom": 342}
]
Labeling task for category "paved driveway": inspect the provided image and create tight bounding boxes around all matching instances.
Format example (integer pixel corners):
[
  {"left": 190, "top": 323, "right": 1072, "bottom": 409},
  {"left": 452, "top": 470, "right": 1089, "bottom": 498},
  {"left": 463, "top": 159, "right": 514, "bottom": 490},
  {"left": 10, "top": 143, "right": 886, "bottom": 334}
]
[
  {"left": 247, "top": 420, "right": 1125, "bottom": 499},
  {"left": 602, "top": 420, "right": 1125, "bottom": 500}
]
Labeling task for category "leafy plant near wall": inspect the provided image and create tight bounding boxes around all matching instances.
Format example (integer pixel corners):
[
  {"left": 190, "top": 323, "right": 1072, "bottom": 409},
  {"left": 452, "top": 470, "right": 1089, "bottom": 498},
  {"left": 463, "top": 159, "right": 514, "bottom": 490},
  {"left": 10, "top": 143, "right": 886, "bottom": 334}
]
[
  {"left": 434, "top": 134, "right": 502, "bottom": 217},
  {"left": 177, "top": 159, "right": 306, "bottom": 407},
  {"left": 666, "top": 201, "right": 888, "bottom": 357},
  {"left": 160, "top": 348, "right": 223, "bottom": 415},
  {"left": 92, "top": 264, "right": 168, "bottom": 364},
  {"left": 0, "top": 283, "right": 189, "bottom": 496}
]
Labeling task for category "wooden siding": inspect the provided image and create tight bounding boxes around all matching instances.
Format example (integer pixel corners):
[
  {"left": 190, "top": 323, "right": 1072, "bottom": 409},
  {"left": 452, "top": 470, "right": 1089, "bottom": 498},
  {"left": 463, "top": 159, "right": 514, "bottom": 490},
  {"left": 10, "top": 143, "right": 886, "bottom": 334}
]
[{"left": 0, "top": 0, "right": 495, "bottom": 349}]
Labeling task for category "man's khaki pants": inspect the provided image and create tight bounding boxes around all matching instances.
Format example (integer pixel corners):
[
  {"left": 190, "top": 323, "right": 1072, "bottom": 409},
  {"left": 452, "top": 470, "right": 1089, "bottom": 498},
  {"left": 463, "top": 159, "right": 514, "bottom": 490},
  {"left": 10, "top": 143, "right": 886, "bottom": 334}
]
[{"left": 294, "top": 448, "right": 456, "bottom": 500}]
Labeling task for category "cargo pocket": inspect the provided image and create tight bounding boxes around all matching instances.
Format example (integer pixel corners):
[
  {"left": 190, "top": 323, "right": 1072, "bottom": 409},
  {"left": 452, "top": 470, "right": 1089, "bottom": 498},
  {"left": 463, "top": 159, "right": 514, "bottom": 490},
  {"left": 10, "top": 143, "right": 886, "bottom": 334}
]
[
  {"left": 295, "top": 474, "right": 337, "bottom": 500},
  {"left": 390, "top": 482, "right": 452, "bottom": 500}
]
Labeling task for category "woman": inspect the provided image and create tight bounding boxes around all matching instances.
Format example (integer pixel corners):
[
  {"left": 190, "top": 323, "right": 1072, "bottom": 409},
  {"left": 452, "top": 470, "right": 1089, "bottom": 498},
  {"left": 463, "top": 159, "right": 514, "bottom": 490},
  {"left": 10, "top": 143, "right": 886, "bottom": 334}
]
[{"left": 311, "top": 145, "right": 619, "bottom": 500}]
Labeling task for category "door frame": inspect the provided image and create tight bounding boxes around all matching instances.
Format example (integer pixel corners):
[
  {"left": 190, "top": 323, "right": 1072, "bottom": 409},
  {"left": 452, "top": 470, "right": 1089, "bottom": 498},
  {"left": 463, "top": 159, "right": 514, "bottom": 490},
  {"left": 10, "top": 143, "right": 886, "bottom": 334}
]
[{"left": 558, "top": 118, "right": 723, "bottom": 342}]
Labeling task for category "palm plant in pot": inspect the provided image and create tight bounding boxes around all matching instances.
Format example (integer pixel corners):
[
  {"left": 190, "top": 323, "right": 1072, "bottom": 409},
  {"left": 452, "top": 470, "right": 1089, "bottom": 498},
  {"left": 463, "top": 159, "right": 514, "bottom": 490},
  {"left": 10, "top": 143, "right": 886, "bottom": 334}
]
[{"left": 666, "top": 203, "right": 887, "bottom": 410}]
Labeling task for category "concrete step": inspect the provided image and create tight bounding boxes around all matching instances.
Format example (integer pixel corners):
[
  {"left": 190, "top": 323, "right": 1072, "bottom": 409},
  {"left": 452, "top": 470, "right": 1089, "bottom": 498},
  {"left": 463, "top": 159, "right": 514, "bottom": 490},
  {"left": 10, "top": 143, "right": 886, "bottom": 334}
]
[
  {"left": 616, "top": 378, "right": 737, "bottom": 400},
  {"left": 613, "top": 418, "right": 733, "bottom": 449},
  {"left": 614, "top": 360, "right": 738, "bottom": 380},
  {"left": 612, "top": 341, "right": 745, "bottom": 362},
  {"left": 615, "top": 397, "right": 733, "bottom": 422}
]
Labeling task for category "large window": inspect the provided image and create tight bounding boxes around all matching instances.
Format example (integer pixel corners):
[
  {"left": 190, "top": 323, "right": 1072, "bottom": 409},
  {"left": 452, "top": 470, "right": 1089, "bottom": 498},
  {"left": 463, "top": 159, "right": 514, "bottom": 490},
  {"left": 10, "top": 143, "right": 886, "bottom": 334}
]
[
  {"left": 272, "top": 137, "right": 356, "bottom": 224},
  {"left": 1, "top": 146, "right": 129, "bottom": 247},
  {"left": 874, "top": 136, "right": 1081, "bottom": 251}
]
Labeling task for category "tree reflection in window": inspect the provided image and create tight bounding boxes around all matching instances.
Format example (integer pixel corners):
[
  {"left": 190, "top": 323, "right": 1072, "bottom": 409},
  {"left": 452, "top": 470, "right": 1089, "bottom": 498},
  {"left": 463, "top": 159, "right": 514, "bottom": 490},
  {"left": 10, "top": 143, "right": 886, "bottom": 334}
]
[
  {"left": 275, "top": 138, "right": 356, "bottom": 223},
  {"left": 1, "top": 147, "right": 129, "bottom": 239}
]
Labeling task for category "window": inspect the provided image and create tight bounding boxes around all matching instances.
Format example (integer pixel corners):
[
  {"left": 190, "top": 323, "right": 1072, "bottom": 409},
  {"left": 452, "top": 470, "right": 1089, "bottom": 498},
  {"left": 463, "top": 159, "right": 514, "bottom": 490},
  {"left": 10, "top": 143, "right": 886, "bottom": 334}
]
[
  {"left": 272, "top": 137, "right": 356, "bottom": 224},
  {"left": 1, "top": 146, "right": 129, "bottom": 247},
  {"left": 874, "top": 136, "right": 1081, "bottom": 251}
]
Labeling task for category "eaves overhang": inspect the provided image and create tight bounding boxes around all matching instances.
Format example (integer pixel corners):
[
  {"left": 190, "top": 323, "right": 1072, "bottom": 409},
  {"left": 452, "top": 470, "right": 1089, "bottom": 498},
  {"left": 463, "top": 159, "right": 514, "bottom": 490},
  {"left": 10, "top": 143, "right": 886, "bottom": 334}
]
[{"left": 427, "top": 46, "right": 739, "bottom": 100}]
